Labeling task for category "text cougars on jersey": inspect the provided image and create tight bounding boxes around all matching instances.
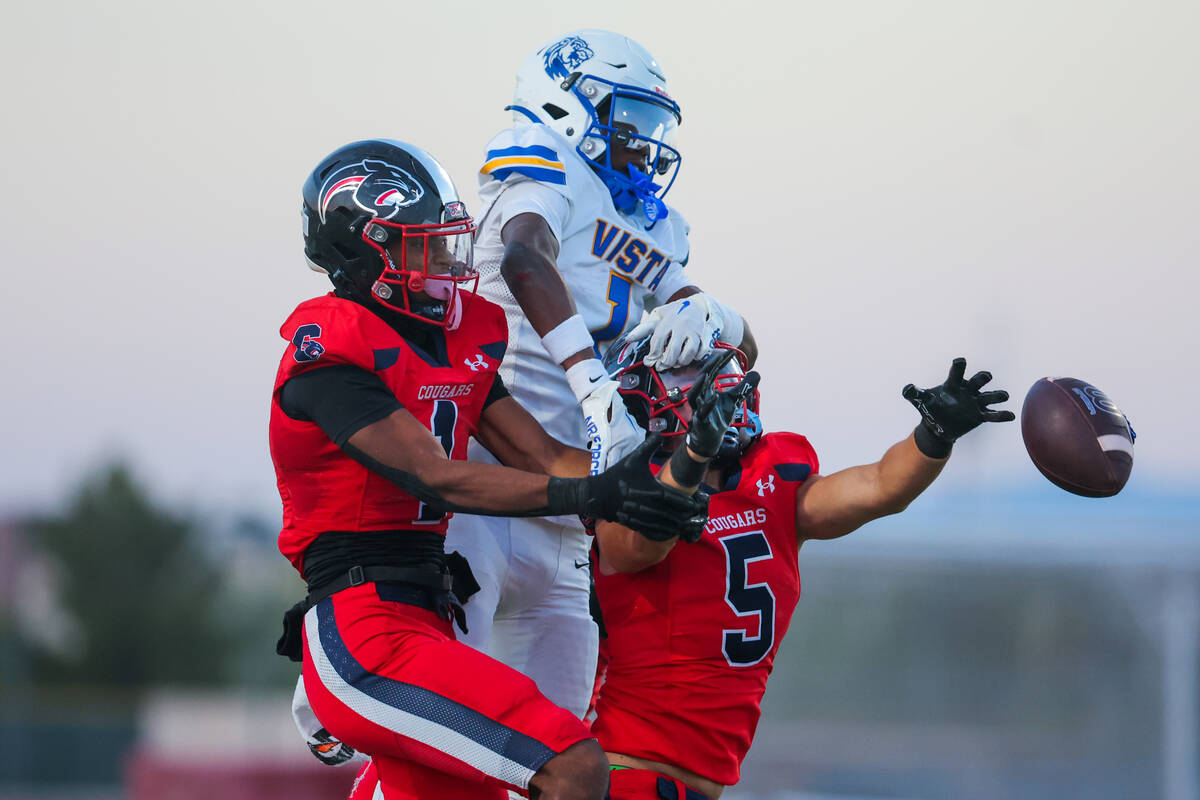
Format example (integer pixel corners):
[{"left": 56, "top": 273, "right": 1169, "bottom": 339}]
[
  {"left": 417, "top": 384, "right": 475, "bottom": 401},
  {"left": 707, "top": 507, "right": 768, "bottom": 535}
]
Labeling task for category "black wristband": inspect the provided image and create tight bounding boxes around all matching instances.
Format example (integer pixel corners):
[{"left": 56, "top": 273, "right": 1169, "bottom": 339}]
[
  {"left": 668, "top": 446, "right": 709, "bottom": 488},
  {"left": 546, "top": 476, "right": 590, "bottom": 516},
  {"left": 913, "top": 424, "right": 953, "bottom": 459}
]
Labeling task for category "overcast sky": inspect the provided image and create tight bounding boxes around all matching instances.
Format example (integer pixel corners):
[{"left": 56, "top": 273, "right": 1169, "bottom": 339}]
[{"left": 2, "top": 0, "right": 1195, "bottom": 520}]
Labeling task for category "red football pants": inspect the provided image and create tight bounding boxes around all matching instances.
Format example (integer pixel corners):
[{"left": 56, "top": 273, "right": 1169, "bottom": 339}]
[
  {"left": 608, "top": 767, "right": 711, "bottom": 800},
  {"left": 302, "top": 584, "right": 591, "bottom": 797}
]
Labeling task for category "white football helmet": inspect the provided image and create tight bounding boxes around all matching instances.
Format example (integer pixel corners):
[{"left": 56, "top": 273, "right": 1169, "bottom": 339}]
[{"left": 509, "top": 30, "right": 681, "bottom": 222}]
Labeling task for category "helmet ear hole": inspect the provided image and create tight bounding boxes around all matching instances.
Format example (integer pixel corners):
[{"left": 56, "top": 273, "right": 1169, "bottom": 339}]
[{"left": 542, "top": 103, "right": 569, "bottom": 120}]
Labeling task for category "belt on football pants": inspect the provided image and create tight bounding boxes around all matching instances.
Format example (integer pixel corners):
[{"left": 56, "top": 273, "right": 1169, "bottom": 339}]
[
  {"left": 277, "top": 554, "right": 481, "bottom": 662},
  {"left": 305, "top": 564, "right": 453, "bottom": 606}
]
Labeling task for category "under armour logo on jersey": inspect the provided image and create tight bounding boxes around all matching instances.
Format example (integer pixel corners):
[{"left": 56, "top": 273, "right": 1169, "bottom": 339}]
[
  {"left": 463, "top": 354, "right": 488, "bottom": 371},
  {"left": 756, "top": 475, "right": 776, "bottom": 497}
]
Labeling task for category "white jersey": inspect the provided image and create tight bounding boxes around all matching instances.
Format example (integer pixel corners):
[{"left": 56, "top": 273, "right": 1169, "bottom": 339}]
[{"left": 474, "top": 123, "right": 693, "bottom": 447}]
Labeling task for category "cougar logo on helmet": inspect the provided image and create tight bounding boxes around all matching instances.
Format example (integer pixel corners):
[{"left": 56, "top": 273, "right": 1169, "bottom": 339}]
[
  {"left": 318, "top": 159, "right": 425, "bottom": 223},
  {"left": 542, "top": 36, "right": 594, "bottom": 80}
]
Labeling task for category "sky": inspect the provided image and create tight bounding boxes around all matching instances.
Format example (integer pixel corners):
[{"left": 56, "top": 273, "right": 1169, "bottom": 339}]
[{"left": 2, "top": 0, "right": 1196, "bottom": 523}]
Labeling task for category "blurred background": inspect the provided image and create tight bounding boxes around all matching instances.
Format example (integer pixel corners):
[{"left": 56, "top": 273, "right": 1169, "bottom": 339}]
[{"left": 1, "top": 0, "right": 1196, "bottom": 798}]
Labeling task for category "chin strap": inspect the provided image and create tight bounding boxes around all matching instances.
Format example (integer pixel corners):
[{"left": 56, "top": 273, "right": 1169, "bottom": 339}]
[{"left": 602, "top": 164, "right": 669, "bottom": 225}]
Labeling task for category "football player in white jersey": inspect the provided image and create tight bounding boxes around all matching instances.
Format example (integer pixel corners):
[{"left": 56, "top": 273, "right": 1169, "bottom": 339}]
[{"left": 445, "top": 29, "right": 757, "bottom": 720}]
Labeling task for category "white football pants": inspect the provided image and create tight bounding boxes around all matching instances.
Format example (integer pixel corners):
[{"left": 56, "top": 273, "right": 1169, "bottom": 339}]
[{"left": 445, "top": 445, "right": 598, "bottom": 720}]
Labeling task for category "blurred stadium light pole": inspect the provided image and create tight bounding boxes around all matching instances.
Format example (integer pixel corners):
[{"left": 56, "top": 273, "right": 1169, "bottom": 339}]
[{"left": 1162, "top": 568, "right": 1199, "bottom": 800}]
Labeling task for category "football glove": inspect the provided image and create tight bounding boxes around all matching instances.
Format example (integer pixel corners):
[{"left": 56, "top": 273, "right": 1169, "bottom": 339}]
[
  {"left": 684, "top": 350, "right": 762, "bottom": 460},
  {"left": 552, "top": 434, "right": 710, "bottom": 541},
  {"left": 627, "top": 294, "right": 723, "bottom": 369},
  {"left": 902, "top": 357, "right": 1014, "bottom": 458},
  {"left": 678, "top": 490, "right": 711, "bottom": 543},
  {"left": 580, "top": 378, "right": 646, "bottom": 474}
]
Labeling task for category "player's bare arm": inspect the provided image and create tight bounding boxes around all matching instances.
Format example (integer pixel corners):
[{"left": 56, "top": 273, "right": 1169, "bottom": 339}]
[
  {"left": 474, "top": 394, "right": 592, "bottom": 477},
  {"left": 498, "top": 212, "right": 594, "bottom": 364},
  {"left": 795, "top": 357, "right": 1015, "bottom": 542}
]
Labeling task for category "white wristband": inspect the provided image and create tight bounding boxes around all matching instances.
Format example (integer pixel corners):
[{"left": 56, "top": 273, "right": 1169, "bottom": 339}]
[
  {"left": 565, "top": 358, "right": 609, "bottom": 403},
  {"left": 707, "top": 295, "right": 745, "bottom": 347},
  {"left": 540, "top": 314, "right": 595, "bottom": 365}
]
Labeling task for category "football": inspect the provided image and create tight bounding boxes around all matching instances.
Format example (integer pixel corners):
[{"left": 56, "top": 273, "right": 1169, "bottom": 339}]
[{"left": 1020, "top": 377, "right": 1134, "bottom": 497}]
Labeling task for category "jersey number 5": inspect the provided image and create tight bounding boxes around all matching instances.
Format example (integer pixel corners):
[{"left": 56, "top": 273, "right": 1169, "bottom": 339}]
[{"left": 720, "top": 530, "right": 776, "bottom": 667}]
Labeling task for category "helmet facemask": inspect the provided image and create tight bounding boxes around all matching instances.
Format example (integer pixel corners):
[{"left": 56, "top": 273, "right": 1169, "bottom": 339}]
[
  {"left": 571, "top": 77, "right": 680, "bottom": 223},
  {"left": 610, "top": 341, "right": 761, "bottom": 462},
  {"left": 362, "top": 216, "right": 478, "bottom": 330},
  {"left": 301, "top": 140, "right": 480, "bottom": 331}
]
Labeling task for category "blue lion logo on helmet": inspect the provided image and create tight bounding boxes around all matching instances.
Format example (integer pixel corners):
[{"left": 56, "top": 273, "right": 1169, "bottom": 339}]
[{"left": 543, "top": 36, "right": 594, "bottom": 80}]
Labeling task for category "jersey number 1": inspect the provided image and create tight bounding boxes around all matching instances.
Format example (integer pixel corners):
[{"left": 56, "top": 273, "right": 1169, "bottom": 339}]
[
  {"left": 720, "top": 530, "right": 776, "bottom": 667},
  {"left": 416, "top": 400, "right": 458, "bottom": 522}
]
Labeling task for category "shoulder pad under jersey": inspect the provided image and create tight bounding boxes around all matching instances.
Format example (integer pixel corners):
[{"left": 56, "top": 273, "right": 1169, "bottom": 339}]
[{"left": 479, "top": 125, "right": 571, "bottom": 190}]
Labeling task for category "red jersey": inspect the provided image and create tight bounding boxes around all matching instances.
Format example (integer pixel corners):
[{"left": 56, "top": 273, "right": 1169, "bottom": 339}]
[
  {"left": 591, "top": 432, "right": 818, "bottom": 787},
  {"left": 269, "top": 294, "right": 508, "bottom": 575}
]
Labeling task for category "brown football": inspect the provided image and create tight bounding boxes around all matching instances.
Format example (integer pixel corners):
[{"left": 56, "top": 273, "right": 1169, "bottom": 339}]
[{"left": 1020, "top": 377, "right": 1134, "bottom": 497}]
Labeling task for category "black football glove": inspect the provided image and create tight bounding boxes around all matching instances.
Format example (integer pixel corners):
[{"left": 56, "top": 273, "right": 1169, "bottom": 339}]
[
  {"left": 573, "top": 434, "right": 711, "bottom": 541},
  {"left": 902, "top": 357, "right": 1015, "bottom": 458},
  {"left": 678, "top": 490, "right": 711, "bottom": 543},
  {"left": 684, "top": 350, "right": 762, "bottom": 460}
]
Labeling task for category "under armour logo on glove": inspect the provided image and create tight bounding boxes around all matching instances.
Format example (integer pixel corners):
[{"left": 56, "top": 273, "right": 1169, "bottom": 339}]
[{"left": 756, "top": 475, "right": 775, "bottom": 497}]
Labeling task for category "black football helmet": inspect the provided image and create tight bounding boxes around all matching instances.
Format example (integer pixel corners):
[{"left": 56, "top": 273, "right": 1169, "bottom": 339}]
[
  {"left": 301, "top": 139, "right": 477, "bottom": 329},
  {"left": 602, "top": 332, "right": 762, "bottom": 462}
]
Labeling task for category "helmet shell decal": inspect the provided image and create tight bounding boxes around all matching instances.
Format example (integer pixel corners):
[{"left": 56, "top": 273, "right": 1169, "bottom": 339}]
[
  {"left": 542, "top": 36, "right": 594, "bottom": 79},
  {"left": 318, "top": 159, "right": 425, "bottom": 223}
]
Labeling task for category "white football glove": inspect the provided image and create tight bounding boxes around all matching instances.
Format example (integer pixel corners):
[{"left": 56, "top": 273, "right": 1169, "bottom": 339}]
[
  {"left": 581, "top": 379, "right": 646, "bottom": 474},
  {"left": 626, "top": 294, "right": 723, "bottom": 369},
  {"left": 292, "top": 675, "right": 362, "bottom": 767}
]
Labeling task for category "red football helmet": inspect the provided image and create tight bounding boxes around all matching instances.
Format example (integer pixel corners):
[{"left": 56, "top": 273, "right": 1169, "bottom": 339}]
[{"left": 602, "top": 334, "right": 761, "bottom": 461}]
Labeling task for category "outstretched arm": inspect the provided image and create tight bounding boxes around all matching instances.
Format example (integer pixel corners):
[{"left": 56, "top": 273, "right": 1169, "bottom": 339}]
[
  {"left": 795, "top": 357, "right": 1015, "bottom": 542},
  {"left": 793, "top": 435, "right": 945, "bottom": 541}
]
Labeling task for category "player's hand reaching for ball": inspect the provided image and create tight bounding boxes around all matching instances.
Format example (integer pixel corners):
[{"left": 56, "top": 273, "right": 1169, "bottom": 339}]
[{"left": 902, "top": 357, "right": 1015, "bottom": 458}]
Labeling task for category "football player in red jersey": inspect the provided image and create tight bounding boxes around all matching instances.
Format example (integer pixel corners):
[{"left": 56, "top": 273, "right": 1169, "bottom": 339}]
[
  {"left": 589, "top": 337, "right": 1015, "bottom": 800},
  {"left": 269, "top": 140, "right": 709, "bottom": 800}
]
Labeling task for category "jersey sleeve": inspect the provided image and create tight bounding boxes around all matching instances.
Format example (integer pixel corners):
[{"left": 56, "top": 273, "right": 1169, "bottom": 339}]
[
  {"left": 764, "top": 432, "right": 820, "bottom": 481},
  {"left": 478, "top": 126, "right": 573, "bottom": 239},
  {"left": 649, "top": 212, "right": 693, "bottom": 302},
  {"left": 650, "top": 261, "right": 693, "bottom": 303},
  {"left": 277, "top": 298, "right": 378, "bottom": 382}
]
